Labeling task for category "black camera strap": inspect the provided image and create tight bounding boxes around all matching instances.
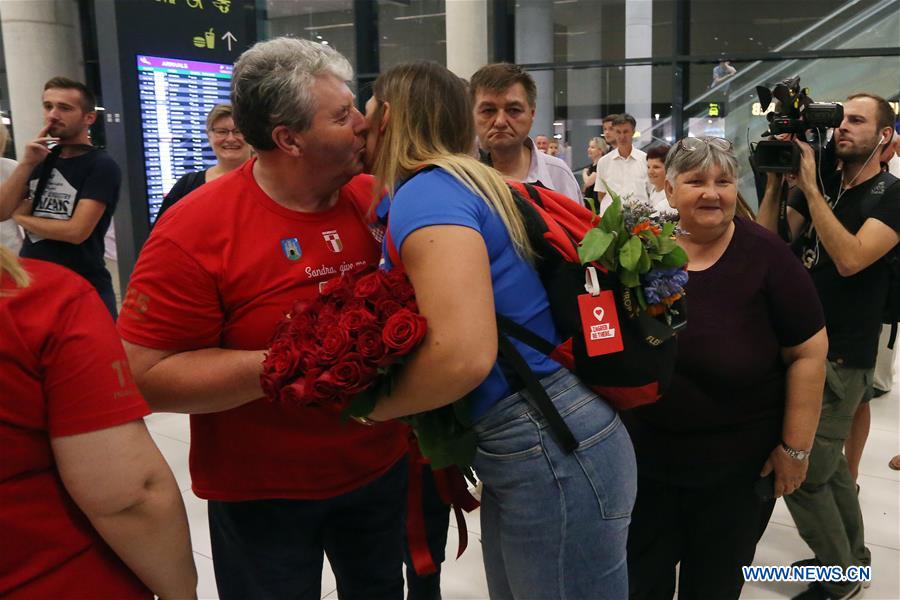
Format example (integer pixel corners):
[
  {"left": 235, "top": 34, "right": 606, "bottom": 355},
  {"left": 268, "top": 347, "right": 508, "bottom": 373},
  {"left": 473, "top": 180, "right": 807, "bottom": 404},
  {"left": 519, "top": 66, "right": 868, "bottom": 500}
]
[{"left": 30, "top": 145, "right": 64, "bottom": 212}]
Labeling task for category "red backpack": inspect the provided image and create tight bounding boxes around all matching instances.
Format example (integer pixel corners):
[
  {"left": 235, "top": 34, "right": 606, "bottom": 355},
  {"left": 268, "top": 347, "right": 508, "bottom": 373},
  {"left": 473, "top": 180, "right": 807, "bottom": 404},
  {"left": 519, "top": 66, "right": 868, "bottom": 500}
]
[
  {"left": 497, "top": 182, "right": 684, "bottom": 453},
  {"left": 385, "top": 176, "right": 685, "bottom": 455}
]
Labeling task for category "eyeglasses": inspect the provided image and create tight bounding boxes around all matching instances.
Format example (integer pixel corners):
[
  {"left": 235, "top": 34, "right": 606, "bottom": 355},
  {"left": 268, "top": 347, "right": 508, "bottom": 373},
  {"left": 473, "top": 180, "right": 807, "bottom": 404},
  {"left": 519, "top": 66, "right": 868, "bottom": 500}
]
[
  {"left": 209, "top": 127, "right": 243, "bottom": 138},
  {"left": 674, "top": 136, "right": 733, "bottom": 155}
]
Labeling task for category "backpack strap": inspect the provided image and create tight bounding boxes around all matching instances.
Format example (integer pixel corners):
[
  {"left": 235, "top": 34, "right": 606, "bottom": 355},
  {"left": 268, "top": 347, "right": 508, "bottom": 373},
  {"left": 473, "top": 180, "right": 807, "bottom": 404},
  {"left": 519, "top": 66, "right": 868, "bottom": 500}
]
[
  {"left": 496, "top": 331, "right": 579, "bottom": 454},
  {"left": 496, "top": 313, "right": 556, "bottom": 355}
]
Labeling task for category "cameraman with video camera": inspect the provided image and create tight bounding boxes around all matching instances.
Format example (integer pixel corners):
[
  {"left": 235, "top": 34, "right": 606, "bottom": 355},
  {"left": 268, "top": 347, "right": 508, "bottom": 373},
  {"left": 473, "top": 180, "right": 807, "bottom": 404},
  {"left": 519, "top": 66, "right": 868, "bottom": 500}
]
[{"left": 758, "top": 92, "right": 899, "bottom": 600}]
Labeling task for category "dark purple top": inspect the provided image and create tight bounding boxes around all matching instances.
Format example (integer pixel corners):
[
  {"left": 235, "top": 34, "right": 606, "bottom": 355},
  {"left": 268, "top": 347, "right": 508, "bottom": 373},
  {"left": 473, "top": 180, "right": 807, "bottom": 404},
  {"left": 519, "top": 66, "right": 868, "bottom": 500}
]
[{"left": 622, "top": 217, "right": 825, "bottom": 485}]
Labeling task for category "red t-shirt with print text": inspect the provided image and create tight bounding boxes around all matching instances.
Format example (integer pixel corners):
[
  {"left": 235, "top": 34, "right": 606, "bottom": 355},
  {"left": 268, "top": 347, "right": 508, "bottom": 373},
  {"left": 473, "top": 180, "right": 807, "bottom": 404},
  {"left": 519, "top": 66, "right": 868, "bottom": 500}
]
[
  {"left": 1, "top": 259, "right": 151, "bottom": 599},
  {"left": 117, "top": 158, "right": 408, "bottom": 501}
]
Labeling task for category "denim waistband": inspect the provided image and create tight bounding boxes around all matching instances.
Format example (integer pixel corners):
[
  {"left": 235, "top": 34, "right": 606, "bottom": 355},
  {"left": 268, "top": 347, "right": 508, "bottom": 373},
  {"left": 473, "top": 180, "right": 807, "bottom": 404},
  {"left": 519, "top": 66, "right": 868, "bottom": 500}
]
[{"left": 473, "top": 368, "right": 603, "bottom": 435}]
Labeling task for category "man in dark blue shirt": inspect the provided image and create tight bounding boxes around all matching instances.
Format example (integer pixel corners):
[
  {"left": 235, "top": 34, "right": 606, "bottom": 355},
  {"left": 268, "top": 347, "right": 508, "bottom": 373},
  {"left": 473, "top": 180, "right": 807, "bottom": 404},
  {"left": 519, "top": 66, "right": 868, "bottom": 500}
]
[{"left": 0, "top": 77, "right": 121, "bottom": 317}]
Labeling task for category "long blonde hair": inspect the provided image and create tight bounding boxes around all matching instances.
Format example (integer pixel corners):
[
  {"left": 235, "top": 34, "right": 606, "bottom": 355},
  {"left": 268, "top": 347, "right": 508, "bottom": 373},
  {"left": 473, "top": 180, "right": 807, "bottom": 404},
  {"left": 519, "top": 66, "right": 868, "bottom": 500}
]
[
  {"left": 369, "top": 61, "right": 533, "bottom": 261},
  {"left": 0, "top": 246, "right": 30, "bottom": 289}
]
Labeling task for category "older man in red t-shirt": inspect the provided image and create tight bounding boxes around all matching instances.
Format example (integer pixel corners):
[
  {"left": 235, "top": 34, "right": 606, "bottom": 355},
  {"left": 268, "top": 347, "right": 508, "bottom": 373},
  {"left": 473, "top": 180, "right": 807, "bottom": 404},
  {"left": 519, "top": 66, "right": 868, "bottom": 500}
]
[{"left": 118, "top": 38, "right": 408, "bottom": 599}]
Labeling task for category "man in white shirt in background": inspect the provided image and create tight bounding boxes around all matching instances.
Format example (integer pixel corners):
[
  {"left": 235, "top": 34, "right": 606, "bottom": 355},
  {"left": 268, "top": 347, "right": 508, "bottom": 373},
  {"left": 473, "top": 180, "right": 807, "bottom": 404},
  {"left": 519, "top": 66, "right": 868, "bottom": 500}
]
[
  {"left": 534, "top": 134, "right": 550, "bottom": 153},
  {"left": 594, "top": 113, "right": 649, "bottom": 214},
  {"left": 471, "top": 62, "right": 582, "bottom": 203}
]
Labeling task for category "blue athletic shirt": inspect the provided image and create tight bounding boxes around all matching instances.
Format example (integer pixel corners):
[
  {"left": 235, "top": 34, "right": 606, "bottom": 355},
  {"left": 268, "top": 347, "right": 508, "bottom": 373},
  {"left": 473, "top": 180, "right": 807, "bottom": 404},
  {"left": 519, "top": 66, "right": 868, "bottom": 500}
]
[{"left": 381, "top": 167, "right": 562, "bottom": 419}]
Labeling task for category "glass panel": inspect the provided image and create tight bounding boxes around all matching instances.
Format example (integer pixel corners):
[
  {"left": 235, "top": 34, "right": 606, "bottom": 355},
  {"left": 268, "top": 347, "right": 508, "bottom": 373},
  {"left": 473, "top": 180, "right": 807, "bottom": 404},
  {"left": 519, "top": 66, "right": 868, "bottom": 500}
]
[
  {"left": 685, "top": 55, "right": 900, "bottom": 207},
  {"left": 263, "top": 1, "right": 357, "bottom": 72},
  {"left": 516, "top": 0, "right": 675, "bottom": 65},
  {"left": 378, "top": 0, "right": 447, "bottom": 71},
  {"left": 689, "top": 0, "right": 894, "bottom": 57},
  {"left": 522, "top": 65, "right": 673, "bottom": 187}
]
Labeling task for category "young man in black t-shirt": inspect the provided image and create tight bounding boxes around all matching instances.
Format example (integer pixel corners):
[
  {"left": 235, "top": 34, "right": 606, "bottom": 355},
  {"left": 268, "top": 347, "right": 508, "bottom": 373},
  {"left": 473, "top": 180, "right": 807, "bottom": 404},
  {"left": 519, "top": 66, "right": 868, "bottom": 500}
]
[
  {"left": 0, "top": 77, "right": 120, "bottom": 318},
  {"left": 758, "top": 93, "right": 900, "bottom": 600}
]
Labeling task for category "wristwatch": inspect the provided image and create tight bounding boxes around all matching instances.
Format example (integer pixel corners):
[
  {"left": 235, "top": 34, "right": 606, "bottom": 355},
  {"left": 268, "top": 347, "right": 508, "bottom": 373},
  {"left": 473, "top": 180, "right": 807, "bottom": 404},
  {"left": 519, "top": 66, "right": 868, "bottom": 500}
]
[
  {"left": 352, "top": 415, "right": 378, "bottom": 427},
  {"left": 781, "top": 442, "right": 811, "bottom": 461}
]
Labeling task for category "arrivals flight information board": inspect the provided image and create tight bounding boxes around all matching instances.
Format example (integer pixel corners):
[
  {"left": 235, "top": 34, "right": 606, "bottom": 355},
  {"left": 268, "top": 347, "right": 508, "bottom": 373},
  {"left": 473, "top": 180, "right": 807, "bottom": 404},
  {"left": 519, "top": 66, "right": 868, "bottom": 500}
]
[{"left": 137, "top": 54, "right": 233, "bottom": 223}]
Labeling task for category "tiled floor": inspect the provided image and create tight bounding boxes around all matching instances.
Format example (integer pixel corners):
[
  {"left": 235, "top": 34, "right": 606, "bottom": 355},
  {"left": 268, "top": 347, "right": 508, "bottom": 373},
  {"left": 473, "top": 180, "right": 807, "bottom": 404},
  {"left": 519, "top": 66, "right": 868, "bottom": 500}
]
[{"left": 146, "top": 364, "right": 900, "bottom": 600}]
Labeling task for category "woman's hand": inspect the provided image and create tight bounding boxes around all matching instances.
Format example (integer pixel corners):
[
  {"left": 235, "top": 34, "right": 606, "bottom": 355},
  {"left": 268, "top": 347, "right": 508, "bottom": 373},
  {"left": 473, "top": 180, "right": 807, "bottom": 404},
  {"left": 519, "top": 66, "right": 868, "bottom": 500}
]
[{"left": 760, "top": 445, "right": 808, "bottom": 498}]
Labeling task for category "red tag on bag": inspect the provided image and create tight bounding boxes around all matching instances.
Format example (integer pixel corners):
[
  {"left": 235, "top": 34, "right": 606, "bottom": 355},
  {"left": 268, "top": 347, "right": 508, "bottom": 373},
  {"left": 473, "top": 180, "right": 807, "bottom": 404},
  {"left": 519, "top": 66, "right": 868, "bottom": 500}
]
[{"left": 578, "top": 291, "right": 624, "bottom": 357}]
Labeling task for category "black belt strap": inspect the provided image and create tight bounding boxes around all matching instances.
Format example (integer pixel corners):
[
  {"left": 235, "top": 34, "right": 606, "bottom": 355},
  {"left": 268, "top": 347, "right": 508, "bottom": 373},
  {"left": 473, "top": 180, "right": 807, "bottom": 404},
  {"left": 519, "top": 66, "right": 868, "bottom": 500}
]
[{"left": 497, "top": 329, "right": 578, "bottom": 454}]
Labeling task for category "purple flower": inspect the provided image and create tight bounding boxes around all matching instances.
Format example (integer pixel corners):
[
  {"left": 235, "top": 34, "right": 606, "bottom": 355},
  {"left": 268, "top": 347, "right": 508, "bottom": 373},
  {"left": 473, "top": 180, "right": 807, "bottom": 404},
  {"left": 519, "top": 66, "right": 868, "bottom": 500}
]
[{"left": 642, "top": 267, "right": 689, "bottom": 304}]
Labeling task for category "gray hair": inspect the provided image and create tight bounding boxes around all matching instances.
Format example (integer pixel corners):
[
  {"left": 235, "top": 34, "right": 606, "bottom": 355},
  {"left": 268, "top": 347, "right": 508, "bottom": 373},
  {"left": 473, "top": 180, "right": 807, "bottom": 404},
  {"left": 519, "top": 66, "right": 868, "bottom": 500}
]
[
  {"left": 231, "top": 37, "right": 353, "bottom": 151},
  {"left": 664, "top": 138, "right": 738, "bottom": 185}
]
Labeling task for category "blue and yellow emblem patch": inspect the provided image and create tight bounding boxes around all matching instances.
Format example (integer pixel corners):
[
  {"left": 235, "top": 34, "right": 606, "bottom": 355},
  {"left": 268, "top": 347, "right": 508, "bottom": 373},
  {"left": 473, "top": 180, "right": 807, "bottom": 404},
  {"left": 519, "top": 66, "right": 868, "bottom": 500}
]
[{"left": 280, "top": 237, "right": 302, "bottom": 261}]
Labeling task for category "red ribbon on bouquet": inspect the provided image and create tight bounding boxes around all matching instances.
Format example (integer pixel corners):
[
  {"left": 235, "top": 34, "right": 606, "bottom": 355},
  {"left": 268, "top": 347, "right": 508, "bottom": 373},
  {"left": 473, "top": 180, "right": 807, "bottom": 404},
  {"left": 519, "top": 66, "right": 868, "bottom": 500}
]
[{"left": 405, "top": 436, "right": 480, "bottom": 576}]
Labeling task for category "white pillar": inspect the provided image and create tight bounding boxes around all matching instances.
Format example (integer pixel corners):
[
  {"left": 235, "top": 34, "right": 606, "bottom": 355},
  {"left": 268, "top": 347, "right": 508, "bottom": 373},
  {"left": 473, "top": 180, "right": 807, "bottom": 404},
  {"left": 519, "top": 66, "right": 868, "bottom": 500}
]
[
  {"left": 625, "top": 0, "right": 652, "bottom": 141},
  {"left": 515, "top": 0, "right": 554, "bottom": 139},
  {"left": 0, "top": 0, "right": 84, "bottom": 158},
  {"left": 445, "top": 0, "right": 488, "bottom": 80}
]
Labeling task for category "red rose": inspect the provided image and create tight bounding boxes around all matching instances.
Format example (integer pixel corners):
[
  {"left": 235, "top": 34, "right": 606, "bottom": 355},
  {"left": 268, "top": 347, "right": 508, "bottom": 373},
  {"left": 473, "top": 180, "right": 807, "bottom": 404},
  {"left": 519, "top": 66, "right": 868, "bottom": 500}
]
[
  {"left": 317, "top": 325, "right": 352, "bottom": 366},
  {"left": 320, "top": 302, "right": 340, "bottom": 319},
  {"left": 298, "top": 349, "right": 319, "bottom": 373},
  {"left": 309, "top": 369, "right": 344, "bottom": 403},
  {"left": 375, "top": 298, "right": 403, "bottom": 320},
  {"left": 289, "top": 310, "right": 317, "bottom": 335},
  {"left": 354, "top": 271, "right": 388, "bottom": 301},
  {"left": 382, "top": 308, "right": 428, "bottom": 355},
  {"left": 264, "top": 338, "right": 301, "bottom": 383},
  {"left": 329, "top": 353, "right": 377, "bottom": 394},
  {"left": 279, "top": 379, "right": 311, "bottom": 406},
  {"left": 316, "top": 312, "right": 340, "bottom": 337},
  {"left": 356, "top": 326, "right": 387, "bottom": 364},
  {"left": 339, "top": 307, "right": 378, "bottom": 332},
  {"left": 260, "top": 371, "right": 280, "bottom": 400},
  {"left": 384, "top": 271, "right": 416, "bottom": 303}
]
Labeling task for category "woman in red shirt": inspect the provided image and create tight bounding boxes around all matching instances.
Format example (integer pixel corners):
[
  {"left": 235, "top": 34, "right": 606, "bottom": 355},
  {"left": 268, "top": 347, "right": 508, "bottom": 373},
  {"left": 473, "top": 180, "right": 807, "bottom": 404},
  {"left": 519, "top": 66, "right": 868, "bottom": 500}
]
[{"left": 0, "top": 246, "right": 197, "bottom": 598}]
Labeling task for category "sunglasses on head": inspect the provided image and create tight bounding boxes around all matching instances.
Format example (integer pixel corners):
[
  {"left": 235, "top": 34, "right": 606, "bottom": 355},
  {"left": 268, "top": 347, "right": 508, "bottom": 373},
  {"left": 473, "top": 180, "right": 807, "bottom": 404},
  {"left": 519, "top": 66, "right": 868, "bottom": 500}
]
[{"left": 674, "top": 136, "right": 733, "bottom": 155}]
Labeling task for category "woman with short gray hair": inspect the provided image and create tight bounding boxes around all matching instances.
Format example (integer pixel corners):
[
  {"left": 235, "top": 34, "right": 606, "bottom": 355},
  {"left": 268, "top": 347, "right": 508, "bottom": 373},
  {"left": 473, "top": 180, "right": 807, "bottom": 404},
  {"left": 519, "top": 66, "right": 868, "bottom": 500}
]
[{"left": 622, "top": 137, "right": 828, "bottom": 599}]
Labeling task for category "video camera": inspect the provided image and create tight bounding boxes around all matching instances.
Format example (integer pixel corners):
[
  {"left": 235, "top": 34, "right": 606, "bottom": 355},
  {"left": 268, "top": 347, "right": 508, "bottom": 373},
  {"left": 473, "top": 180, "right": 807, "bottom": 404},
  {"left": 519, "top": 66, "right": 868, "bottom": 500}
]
[{"left": 752, "top": 76, "right": 843, "bottom": 173}]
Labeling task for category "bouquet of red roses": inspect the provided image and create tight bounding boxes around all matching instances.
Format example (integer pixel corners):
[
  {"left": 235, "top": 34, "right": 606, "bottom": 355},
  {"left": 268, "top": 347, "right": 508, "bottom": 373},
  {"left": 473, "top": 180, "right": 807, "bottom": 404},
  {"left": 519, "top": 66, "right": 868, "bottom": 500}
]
[
  {"left": 260, "top": 266, "right": 426, "bottom": 410},
  {"left": 261, "top": 265, "right": 477, "bottom": 470}
]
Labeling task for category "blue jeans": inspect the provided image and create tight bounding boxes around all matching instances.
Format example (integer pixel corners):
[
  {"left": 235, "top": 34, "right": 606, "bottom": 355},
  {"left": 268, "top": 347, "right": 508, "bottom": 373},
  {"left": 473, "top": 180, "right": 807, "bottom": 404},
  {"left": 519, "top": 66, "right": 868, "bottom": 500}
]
[
  {"left": 473, "top": 369, "right": 637, "bottom": 600},
  {"left": 208, "top": 457, "right": 407, "bottom": 600}
]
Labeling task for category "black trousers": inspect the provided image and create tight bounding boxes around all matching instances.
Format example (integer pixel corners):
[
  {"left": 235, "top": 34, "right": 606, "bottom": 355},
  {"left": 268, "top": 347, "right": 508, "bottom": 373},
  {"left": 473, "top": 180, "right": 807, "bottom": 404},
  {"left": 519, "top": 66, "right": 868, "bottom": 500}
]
[
  {"left": 208, "top": 457, "right": 407, "bottom": 600},
  {"left": 627, "top": 473, "right": 776, "bottom": 600}
]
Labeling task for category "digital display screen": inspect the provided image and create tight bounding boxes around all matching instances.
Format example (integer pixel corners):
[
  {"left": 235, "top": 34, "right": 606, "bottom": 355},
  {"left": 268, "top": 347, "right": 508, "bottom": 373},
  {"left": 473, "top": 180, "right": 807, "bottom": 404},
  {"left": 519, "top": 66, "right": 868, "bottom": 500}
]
[{"left": 137, "top": 54, "right": 233, "bottom": 223}]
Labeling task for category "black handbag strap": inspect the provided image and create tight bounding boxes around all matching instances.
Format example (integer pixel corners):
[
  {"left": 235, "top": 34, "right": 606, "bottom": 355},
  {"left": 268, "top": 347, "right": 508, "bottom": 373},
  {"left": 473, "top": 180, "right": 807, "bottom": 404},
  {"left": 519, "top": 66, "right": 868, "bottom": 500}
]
[{"left": 497, "top": 329, "right": 579, "bottom": 454}]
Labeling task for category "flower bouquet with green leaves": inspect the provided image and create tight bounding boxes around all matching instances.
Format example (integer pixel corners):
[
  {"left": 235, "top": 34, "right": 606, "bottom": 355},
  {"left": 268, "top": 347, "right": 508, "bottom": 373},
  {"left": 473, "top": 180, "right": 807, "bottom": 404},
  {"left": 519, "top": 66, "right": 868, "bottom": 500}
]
[{"left": 579, "top": 184, "right": 688, "bottom": 324}]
